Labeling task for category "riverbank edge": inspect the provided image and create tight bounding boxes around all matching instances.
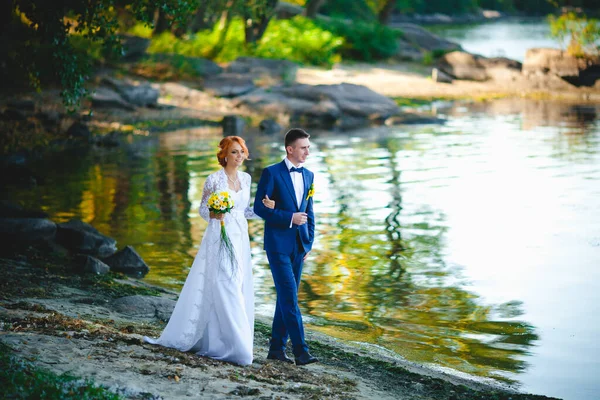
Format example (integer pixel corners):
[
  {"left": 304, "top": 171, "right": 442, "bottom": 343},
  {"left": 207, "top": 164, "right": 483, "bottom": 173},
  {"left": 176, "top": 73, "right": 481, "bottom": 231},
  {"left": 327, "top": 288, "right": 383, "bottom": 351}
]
[{"left": 0, "top": 247, "right": 560, "bottom": 400}]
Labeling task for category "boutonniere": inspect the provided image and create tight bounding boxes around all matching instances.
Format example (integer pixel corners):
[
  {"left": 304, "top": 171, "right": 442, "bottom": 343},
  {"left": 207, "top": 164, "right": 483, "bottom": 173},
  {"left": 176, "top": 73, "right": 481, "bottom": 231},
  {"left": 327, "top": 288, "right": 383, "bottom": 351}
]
[{"left": 306, "top": 183, "right": 314, "bottom": 201}]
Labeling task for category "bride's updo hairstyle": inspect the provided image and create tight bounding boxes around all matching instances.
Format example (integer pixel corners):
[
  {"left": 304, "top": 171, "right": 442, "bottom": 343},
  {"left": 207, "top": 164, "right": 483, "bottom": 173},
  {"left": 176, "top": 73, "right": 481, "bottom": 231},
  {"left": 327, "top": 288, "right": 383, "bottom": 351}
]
[{"left": 217, "top": 136, "right": 250, "bottom": 167}]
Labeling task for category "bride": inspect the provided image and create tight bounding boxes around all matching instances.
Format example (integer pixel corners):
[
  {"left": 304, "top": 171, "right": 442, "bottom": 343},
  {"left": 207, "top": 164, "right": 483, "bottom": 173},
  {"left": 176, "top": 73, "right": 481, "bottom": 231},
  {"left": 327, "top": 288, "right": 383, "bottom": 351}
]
[{"left": 144, "top": 136, "right": 274, "bottom": 366}]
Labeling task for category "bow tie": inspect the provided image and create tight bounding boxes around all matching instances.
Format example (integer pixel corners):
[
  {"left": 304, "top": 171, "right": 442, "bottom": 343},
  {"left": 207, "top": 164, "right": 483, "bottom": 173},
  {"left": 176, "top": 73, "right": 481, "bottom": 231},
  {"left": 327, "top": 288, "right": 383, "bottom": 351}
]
[{"left": 289, "top": 166, "right": 304, "bottom": 173}]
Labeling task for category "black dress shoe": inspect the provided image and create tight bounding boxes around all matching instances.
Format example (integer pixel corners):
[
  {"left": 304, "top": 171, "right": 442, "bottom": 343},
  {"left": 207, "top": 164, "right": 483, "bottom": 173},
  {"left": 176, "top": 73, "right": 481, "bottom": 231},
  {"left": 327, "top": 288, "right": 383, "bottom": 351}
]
[
  {"left": 295, "top": 352, "right": 319, "bottom": 366},
  {"left": 266, "top": 350, "right": 294, "bottom": 364}
]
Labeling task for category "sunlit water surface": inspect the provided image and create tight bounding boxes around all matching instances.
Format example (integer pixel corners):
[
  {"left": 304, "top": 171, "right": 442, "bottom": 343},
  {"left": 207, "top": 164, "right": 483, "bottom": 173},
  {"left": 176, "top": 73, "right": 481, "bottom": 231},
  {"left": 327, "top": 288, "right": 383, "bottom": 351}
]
[
  {"left": 5, "top": 99, "right": 600, "bottom": 400},
  {"left": 426, "top": 18, "right": 561, "bottom": 61}
]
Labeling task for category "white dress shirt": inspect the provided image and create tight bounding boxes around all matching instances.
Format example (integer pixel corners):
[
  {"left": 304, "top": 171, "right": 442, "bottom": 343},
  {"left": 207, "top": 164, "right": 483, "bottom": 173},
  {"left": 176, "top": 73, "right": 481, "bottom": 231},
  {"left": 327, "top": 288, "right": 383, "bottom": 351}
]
[{"left": 284, "top": 157, "right": 304, "bottom": 227}]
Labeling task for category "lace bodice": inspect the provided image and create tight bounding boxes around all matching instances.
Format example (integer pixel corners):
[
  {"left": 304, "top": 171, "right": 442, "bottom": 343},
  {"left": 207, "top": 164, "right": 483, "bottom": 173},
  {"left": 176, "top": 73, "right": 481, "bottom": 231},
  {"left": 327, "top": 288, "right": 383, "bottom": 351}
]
[{"left": 199, "top": 169, "right": 258, "bottom": 222}]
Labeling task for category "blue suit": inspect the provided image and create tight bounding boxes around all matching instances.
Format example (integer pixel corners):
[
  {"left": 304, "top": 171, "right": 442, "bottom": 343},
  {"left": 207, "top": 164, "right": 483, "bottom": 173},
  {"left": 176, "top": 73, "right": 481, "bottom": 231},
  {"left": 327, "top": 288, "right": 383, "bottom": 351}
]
[{"left": 254, "top": 160, "right": 315, "bottom": 356}]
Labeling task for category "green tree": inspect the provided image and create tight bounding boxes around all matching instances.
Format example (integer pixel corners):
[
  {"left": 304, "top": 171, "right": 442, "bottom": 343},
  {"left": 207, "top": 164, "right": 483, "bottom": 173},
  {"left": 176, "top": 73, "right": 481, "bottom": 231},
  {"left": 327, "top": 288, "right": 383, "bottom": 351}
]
[
  {"left": 549, "top": 11, "right": 600, "bottom": 56},
  {"left": 2, "top": 0, "right": 195, "bottom": 109}
]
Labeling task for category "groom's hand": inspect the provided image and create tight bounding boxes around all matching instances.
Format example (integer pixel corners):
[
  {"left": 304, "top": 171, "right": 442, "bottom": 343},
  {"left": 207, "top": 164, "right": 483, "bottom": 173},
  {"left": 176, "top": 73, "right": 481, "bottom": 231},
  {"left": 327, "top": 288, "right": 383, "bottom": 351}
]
[{"left": 292, "top": 212, "right": 308, "bottom": 225}]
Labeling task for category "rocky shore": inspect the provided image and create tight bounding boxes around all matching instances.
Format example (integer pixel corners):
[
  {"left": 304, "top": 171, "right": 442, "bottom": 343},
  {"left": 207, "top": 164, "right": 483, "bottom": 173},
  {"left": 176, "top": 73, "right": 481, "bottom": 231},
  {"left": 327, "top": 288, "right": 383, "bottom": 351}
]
[{"left": 0, "top": 216, "right": 559, "bottom": 399}]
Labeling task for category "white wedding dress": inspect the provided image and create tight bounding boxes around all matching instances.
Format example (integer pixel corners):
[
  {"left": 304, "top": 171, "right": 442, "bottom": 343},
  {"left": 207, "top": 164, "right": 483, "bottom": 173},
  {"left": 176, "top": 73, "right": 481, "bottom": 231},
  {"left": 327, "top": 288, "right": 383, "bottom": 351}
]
[{"left": 144, "top": 169, "right": 258, "bottom": 366}]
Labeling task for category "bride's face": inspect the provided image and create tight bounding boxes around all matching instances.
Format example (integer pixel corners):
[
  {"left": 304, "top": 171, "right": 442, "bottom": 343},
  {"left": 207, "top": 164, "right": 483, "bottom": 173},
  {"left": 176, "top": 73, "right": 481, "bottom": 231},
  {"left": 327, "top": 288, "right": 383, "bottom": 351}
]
[{"left": 227, "top": 142, "right": 246, "bottom": 167}]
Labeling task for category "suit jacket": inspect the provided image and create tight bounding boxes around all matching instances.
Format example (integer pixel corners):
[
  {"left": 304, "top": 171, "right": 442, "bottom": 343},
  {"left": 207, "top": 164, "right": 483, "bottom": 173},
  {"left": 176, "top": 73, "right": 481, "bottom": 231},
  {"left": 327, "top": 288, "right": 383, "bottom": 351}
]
[{"left": 254, "top": 160, "right": 315, "bottom": 254}]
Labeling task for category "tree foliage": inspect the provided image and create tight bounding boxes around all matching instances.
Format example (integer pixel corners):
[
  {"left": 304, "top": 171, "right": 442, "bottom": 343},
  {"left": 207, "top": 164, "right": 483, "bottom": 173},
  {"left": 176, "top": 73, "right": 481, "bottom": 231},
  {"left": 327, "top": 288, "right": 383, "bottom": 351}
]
[
  {"left": 2, "top": 0, "right": 196, "bottom": 109},
  {"left": 549, "top": 12, "right": 600, "bottom": 56}
]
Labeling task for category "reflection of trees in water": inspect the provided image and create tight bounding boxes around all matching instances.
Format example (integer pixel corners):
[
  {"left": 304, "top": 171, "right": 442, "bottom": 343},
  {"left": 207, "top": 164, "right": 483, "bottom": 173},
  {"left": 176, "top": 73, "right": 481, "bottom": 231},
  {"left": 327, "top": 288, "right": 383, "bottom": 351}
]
[
  {"left": 303, "top": 136, "right": 538, "bottom": 383},
  {"left": 443, "top": 98, "right": 599, "bottom": 133}
]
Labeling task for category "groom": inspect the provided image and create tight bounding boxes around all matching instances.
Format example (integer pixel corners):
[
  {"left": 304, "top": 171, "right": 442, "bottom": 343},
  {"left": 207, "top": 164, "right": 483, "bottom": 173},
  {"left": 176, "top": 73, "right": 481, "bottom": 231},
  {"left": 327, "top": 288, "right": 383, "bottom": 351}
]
[{"left": 253, "top": 128, "right": 318, "bottom": 366}]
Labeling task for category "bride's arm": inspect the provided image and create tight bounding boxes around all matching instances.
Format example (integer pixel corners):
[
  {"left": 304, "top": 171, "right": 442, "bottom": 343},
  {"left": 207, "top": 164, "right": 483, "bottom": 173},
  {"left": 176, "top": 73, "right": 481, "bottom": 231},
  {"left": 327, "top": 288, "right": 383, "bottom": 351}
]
[
  {"left": 243, "top": 173, "right": 260, "bottom": 219},
  {"left": 199, "top": 174, "right": 214, "bottom": 222}
]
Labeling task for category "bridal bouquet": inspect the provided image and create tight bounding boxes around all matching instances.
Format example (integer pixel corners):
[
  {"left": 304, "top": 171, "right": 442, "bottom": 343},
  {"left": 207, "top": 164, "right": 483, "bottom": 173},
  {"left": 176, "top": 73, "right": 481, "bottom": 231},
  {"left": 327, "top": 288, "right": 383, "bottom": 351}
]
[{"left": 208, "top": 191, "right": 237, "bottom": 274}]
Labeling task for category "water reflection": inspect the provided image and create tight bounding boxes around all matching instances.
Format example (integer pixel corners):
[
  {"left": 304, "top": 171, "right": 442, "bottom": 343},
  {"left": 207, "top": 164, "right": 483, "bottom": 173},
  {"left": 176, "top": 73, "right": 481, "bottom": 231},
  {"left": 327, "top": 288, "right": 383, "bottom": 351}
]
[{"left": 3, "top": 99, "right": 600, "bottom": 399}]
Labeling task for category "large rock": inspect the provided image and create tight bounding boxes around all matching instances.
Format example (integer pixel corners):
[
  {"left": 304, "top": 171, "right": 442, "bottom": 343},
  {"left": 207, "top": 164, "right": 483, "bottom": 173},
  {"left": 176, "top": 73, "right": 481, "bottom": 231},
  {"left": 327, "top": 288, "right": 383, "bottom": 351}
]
[
  {"left": 222, "top": 115, "right": 246, "bottom": 136},
  {"left": 101, "top": 77, "right": 159, "bottom": 107},
  {"left": 0, "top": 218, "right": 56, "bottom": 242},
  {"left": 91, "top": 87, "right": 136, "bottom": 111},
  {"left": 522, "top": 48, "right": 600, "bottom": 87},
  {"left": 75, "top": 255, "right": 111, "bottom": 275},
  {"left": 391, "top": 23, "right": 461, "bottom": 53},
  {"left": 203, "top": 74, "right": 256, "bottom": 97},
  {"left": 55, "top": 219, "right": 117, "bottom": 258},
  {"left": 436, "top": 51, "right": 522, "bottom": 82},
  {"left": 112, "top": 295, "right": 176, "bottom": 321},
  {"left": 235, "top": 83, "right": 400, "bottom": 129},
  {"left": 102, "top": 245, "right": 149, "bottom": 276}
]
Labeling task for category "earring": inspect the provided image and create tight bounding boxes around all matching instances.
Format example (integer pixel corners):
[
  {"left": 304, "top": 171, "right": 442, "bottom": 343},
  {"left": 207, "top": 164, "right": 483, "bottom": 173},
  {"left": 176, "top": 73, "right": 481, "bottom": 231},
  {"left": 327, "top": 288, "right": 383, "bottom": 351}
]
[{"left": 225, "top": 157, "right": 228, "bottom": 163}]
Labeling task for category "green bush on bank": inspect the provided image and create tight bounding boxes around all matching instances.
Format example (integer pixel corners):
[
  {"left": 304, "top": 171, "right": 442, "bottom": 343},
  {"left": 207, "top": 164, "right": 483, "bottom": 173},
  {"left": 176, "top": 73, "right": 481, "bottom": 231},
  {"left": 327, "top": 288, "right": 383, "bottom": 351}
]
[
  {"left": 143, "top": 16, "right": 399, "bottom": 67},
  {"left": 318, "top": 18, "right": 401, "bottom": 61},
  {"left": 147, "top": 17, "right": 343, "bottom": 66},
  {"left": 0, "top": 343, "right": 121, "bottom": 399}
]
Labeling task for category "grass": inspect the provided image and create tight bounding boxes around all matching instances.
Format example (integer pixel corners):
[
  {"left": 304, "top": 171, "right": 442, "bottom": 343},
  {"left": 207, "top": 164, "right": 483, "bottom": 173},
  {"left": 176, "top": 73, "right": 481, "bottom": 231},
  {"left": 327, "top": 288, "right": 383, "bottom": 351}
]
[{"left": 0, "top": 342, "right": 122, "bottom": 400}]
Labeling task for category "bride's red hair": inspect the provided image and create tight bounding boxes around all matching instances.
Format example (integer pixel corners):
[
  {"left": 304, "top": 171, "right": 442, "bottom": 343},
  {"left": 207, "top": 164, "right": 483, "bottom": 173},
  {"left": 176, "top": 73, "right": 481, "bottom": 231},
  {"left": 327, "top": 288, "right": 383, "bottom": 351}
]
[{"left": 217, "top": 136, "right": 250, "bottom": 167}]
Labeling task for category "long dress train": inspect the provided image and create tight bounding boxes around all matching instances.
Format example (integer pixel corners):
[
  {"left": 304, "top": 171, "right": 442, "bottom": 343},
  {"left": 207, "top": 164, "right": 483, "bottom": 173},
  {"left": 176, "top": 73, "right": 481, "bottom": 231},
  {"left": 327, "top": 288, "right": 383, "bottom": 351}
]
[{"left": 144, "top": 169, "right": 258, "bottom": 366}]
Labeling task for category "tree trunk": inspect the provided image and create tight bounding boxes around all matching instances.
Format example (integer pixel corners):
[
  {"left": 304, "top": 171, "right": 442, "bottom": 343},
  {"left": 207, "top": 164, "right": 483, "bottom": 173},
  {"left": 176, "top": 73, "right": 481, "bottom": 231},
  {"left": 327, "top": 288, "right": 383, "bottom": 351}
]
[
  {"left": 305, "top": 0, "right": 326, "bottom": 18},
  {"left": 188, "top": 4, "right": 215, "bottom": 33},
  {"left": 207, "top": 6, "right": 233, "bottom": 58},
  {"left": 153, "top": 9, "right": 170, "bottom": 35},
  {"left": 378, "top": 0, "right": 395, "bottom": 25},
  {"left": 244, "top": 0, "right": 278, "bottom": 45}
]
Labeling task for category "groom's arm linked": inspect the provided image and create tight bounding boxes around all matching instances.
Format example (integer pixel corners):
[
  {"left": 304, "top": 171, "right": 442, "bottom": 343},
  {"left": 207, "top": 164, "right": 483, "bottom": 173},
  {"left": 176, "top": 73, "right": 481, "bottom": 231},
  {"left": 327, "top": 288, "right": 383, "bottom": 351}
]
[{"left": 253, "top": 167, "right": 295, "bottom": 227}]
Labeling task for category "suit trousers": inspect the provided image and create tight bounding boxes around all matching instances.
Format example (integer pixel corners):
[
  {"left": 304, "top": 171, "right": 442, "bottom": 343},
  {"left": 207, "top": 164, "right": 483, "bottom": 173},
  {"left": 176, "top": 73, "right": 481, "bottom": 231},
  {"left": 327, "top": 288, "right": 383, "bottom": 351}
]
[{"left": 267, "top": 233, "right": 309, "bottom": 357}]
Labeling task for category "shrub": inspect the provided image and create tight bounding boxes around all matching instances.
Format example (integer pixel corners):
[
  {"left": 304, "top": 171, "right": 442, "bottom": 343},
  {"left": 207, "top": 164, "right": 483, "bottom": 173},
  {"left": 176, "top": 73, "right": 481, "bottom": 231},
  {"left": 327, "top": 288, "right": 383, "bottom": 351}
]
[{"left": 319, "top": 18, "right": 401, "bottom": 61}]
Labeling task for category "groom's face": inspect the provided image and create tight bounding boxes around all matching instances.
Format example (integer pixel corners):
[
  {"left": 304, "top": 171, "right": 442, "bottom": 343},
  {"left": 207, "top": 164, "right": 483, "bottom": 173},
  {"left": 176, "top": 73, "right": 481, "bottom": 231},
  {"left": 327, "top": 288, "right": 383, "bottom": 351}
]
[{"left": 287, "top": 138, "right": 310, "bottom": 165}]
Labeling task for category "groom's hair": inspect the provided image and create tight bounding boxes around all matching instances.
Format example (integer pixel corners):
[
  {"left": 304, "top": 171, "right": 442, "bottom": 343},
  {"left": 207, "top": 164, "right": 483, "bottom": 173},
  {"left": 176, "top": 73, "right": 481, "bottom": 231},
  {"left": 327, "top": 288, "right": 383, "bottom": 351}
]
[{"left": 284, "top": 128, "right": 310, "bottom": 148}]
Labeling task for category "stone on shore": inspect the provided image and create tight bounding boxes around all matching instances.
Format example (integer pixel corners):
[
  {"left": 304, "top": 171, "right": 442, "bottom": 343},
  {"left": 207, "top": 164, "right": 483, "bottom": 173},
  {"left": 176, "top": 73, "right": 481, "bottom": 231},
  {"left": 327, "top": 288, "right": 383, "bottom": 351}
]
[
  {"left": 112, "top": 295, "right": 176, "bottom": 321},
  {"left": 75, "top": 255, "right": 111, "bottom": 275},
  {"left": 56, "top": 219, "right": 117, "bottom": 259},
  {"left": 523, "top": 48, "right": 600, "bottom": 87},
  {"left": 0, "top": 218, "right": 57, "bottom": 242},
  {"left": 436, "top": 51, "right": 522, "bottom": 82},
  {"left": 101, "top": 77, "right": 160, "bottom": 107},
  {"left": 102, "top": 245, "right": 149, "bottom": 276},
  {"left": 234, "top": 83, "right": 400, "bottom": 129}
]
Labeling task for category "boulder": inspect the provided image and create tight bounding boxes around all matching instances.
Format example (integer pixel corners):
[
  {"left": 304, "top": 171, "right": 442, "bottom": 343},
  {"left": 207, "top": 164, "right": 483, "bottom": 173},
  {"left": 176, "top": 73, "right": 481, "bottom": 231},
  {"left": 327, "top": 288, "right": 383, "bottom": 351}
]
[
  {"left": 222, "top": 115, "right": 246, "bottom": 136},
  {"left": 235, "top": 83, "right": 401, "bottom": 129},
  {"left": 391, "top": 23, "right": 461, "bottom": 53},
  {"left": 55, "top": 219, "right": 117, "bottom": 258},
  {"left": 112, "top": 295, "right": 176, "bottom": 321},
  {"left": 432, "top": 67, "right": 453, "bottom": 83},
  {"left": 102, "top": 245, "right": 149, "bottom": 276},
  {"left": 259, "top": 119, "right": 282, "bottom": 135},
  {"left": 76, "top": 255, "right": 111, "bottom": 275},
  {"left": 0, "top": 218, "right": 56, "bottom": 242},
  {"left": 91, "top": 87, "right": 136, "bottom": 111},
  {"left": 436, "top": 51, "right": 489, "bottom": 81},
  {"left": 101, "top": 77, "right": 159, "bottom": 107},
  {"left": 522, "top": 48, "right": 600, "bottom": 87},
  {"left": 203, "top": 74, "right": 256, "bottom": 97}
]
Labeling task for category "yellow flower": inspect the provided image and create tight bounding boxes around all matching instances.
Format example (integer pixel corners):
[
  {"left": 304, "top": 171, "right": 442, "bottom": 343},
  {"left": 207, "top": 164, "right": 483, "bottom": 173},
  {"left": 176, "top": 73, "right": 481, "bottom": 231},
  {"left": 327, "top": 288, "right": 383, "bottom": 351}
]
[{"left": 306, "top": 183, "right": 315, "bottom": 201}]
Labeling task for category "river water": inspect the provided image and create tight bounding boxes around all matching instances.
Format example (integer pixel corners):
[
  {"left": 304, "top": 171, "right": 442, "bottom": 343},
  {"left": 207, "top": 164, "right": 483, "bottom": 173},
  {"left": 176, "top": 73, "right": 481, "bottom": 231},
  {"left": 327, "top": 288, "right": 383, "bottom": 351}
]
[
  {"left": 425, "top": 18, "right": 561, "bottom": 61},
  {"left": 6, "top": 98, "right": 599, "bottom": 400}
]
